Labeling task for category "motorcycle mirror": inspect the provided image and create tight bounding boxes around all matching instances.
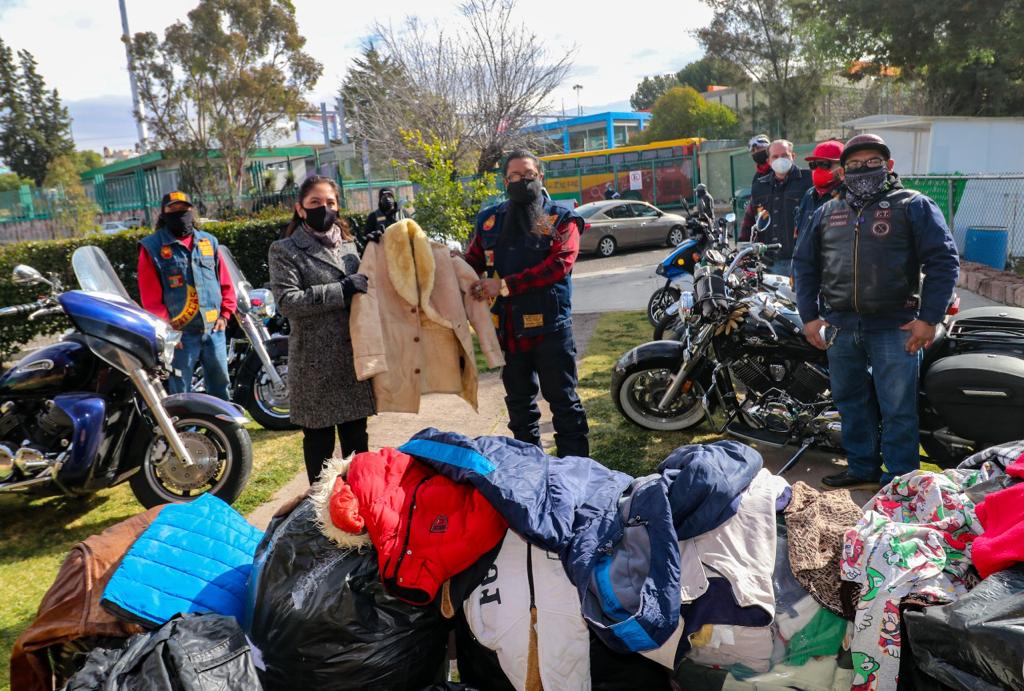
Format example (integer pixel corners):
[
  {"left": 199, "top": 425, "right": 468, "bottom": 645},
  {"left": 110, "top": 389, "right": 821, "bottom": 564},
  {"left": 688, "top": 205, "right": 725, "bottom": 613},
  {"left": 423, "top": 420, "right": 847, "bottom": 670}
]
[{"left": 12, "top": 264, "right": 51, "bottom": 287}]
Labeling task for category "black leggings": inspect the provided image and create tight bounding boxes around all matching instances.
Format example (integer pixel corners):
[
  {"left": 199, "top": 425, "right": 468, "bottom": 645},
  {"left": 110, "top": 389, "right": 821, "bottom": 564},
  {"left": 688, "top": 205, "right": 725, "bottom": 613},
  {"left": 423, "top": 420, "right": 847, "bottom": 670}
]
[{"left": 301, "top": 418, "right": 369, "bottom": 484}]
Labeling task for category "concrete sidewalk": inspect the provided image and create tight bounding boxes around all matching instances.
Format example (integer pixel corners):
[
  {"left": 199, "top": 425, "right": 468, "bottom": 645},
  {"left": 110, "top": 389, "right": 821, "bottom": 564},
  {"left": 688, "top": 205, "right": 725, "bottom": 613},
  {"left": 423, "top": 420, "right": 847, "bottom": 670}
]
[{"left": 247, "top": 314, "right": 600, "bottom": 529}]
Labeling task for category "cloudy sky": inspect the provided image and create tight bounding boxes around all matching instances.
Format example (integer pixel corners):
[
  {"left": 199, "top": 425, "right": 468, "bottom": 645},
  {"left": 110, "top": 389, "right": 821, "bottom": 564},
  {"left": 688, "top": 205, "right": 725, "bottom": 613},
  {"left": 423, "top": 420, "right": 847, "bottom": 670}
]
[{"left": 0, "top": 0, "right": 712, "bottom": 151}]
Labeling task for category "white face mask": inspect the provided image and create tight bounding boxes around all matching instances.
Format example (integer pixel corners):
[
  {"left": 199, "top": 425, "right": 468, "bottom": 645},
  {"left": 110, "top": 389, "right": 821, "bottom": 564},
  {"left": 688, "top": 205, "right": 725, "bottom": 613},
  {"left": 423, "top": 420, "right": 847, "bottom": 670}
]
[{"left": 771, "top": 157, "right": 793, "bottom": 175}]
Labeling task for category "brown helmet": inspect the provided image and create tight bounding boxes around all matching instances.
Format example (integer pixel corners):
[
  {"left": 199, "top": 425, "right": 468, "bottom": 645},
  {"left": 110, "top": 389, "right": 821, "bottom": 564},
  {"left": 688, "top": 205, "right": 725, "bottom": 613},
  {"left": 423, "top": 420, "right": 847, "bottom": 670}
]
[{"left": 840, "top": 133, "right": 891, "bottom": 165}]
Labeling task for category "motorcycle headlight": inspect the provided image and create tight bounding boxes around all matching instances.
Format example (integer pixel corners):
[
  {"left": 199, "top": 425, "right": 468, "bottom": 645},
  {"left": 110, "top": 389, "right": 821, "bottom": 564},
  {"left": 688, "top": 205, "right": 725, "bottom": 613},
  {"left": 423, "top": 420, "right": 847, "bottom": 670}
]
[{"left": 249, "top": 288, "right": 276, "bottom": 320}]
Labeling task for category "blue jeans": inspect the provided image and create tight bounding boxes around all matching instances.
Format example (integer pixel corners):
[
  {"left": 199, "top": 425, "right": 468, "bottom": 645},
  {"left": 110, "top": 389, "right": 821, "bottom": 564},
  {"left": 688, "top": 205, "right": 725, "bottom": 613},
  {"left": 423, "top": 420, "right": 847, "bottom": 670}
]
[
  {"left": 500, "top": 327, "right": 589, "bottom": 457},
  {"left": 168, "top": 329, "right": 231, "bottom": 401},
  {"left": 826, "top": 325, "right": 921, "bottom": 484}
]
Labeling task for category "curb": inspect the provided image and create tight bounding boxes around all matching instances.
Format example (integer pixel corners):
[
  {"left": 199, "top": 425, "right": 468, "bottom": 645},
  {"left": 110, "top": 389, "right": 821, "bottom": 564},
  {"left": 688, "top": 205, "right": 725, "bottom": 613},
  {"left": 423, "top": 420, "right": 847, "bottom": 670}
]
[{"left": 957, "top": 261, "right": 1024, "bottom": 308}]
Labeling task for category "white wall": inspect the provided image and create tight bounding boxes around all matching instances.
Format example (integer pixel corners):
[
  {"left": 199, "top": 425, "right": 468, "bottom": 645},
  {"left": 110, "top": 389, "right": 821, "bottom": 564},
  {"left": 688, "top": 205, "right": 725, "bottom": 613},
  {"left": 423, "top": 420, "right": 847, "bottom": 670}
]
[
  {"left": 929, "top": 120, "right": 1024, "bottom": 174},
  {"left": 876, "top": 128, "right": 931, "bottom": 175}
]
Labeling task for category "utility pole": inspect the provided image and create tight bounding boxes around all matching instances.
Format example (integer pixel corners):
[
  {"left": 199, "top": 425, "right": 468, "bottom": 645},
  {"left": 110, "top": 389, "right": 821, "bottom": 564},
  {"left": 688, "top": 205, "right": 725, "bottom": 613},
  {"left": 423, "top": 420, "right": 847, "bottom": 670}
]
[
  {"left": 573, "top": 84, "right": 583, "bottom": 117},
  {"left": 335, "top": 94, "right": 349, "bottom": 144},
  {"left": 319, "top": 102, "right": 331, "bottom": 146},
  {"left": 118, "top": 0, "right": 148, "bottom": 152}
]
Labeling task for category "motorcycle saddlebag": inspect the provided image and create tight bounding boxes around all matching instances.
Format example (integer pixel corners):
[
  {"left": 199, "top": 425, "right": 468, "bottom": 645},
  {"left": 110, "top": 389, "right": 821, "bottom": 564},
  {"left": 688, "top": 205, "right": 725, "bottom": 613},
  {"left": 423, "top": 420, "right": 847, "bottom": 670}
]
[{"left": 924, "top": 352, "right": 1024, "bottom": 444}]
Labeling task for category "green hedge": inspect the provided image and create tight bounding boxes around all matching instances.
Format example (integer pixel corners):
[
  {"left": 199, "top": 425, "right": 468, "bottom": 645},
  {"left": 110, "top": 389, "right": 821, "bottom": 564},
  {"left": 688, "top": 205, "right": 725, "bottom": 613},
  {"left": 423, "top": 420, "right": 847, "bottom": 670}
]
[{"left": 0, "top": 213, "right": 337, "bottom": 362}]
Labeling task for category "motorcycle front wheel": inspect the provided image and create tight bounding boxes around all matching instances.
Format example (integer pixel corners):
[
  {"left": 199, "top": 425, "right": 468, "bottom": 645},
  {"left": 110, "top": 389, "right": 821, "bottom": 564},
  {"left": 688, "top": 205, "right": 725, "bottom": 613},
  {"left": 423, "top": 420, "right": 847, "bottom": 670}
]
[
  {"left": 129, "top": 413, "right": 252, "bottom": 508},
  {"left": 612, "top": 361, "right": 706, "bottom": 431},
  {"left": 237, "top": 355, "right": 297, "bottom": 431},
  {"left": 647, "top": 286, "right": 680, "bottom": 327}
]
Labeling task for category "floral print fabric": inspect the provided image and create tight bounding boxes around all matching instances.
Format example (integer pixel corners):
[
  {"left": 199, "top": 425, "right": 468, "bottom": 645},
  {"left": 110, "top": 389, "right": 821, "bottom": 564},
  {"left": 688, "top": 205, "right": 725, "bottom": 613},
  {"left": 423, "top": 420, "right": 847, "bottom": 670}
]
[{"left": 840, "top": 468, "right": 998, "bottom": 691}]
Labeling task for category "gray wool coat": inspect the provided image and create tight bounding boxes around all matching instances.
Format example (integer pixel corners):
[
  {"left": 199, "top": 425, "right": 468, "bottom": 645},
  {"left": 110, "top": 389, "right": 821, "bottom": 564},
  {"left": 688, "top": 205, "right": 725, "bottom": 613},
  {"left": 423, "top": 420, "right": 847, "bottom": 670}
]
[{"left": 268, "top": 226, "right": 376, "bottom": 429}]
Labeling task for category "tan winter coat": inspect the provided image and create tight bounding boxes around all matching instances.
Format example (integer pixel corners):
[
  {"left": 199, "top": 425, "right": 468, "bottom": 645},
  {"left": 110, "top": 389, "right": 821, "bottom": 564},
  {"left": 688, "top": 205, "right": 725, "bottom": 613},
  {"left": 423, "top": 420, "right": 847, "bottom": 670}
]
[{"left": 351, "top": 219, "right": 504, "bottom": 413}]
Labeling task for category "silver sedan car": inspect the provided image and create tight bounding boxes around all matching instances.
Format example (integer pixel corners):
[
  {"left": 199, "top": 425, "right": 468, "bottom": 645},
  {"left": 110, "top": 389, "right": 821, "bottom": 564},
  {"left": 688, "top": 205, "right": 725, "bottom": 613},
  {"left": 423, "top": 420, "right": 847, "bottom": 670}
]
[{"left": 577, "top": 200, "right": 689, "bottom": 257}]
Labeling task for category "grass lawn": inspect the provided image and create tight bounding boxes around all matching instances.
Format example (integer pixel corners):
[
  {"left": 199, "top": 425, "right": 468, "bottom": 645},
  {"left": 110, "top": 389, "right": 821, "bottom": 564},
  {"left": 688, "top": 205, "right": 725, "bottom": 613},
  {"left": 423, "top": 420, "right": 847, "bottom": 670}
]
[{"left": 0, "top": 425, "right": 302, "bottom": 690}]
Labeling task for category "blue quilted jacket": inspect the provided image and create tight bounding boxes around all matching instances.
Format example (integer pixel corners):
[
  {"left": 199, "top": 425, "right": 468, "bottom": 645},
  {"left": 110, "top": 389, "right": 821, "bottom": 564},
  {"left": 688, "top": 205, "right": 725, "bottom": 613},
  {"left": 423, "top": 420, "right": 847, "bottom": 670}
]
[
  {"left": 399, "top": 428, "right": 681, "bottom": 653},
  {"left": 102, "top": 494, "right": 263, "bottom": 627}
]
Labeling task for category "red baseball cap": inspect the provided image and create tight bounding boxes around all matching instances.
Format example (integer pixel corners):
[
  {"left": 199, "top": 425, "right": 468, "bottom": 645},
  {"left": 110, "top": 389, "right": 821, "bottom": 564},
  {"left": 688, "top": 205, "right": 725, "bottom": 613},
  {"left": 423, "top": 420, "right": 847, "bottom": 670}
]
[{"left": 805, "top": 140, "right": 844, "bottom": 162}]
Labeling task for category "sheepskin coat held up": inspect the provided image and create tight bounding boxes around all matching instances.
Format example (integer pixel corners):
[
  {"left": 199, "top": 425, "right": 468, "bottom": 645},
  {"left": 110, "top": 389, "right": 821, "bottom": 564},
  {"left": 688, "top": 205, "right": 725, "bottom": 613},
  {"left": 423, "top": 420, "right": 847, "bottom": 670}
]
[{"left": 351, "top": 219, "right": 504, "bottom": 413}]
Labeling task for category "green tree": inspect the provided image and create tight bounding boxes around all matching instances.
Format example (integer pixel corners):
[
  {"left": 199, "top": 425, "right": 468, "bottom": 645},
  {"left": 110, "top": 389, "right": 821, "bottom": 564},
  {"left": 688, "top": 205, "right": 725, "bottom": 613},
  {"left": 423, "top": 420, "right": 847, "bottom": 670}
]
[
  {"left": 696, "top": 0, "right": 822, "bottom": 139},
  {"left": 630, "top": 74, "right": 681, "bottom": 111},
  {"left": 676, "top": 55, "right": 749, "bottom": 92},
  {"left": 0, "top": 39, "right": 74, "bottom": 186},
  {"left": 0, "top": 172, "right": 32, "bottom": 192},
  {"left": 397, "top": 130, "right": 497, "bottom": 243},
  {"left": 636, "top": 86, "right": 740, "bottom": 142},
  {"left": 44, "top": 154, "right": 99, "bottom": 236},
  {"left": 73, "top": 150, "right": 104, "bottom": 174},
  {"left": 128, "top": 0, "right": 322, "bottom": 206},
  {"left": 797, "top": 0, "right": 1024, "bottom": 116}
]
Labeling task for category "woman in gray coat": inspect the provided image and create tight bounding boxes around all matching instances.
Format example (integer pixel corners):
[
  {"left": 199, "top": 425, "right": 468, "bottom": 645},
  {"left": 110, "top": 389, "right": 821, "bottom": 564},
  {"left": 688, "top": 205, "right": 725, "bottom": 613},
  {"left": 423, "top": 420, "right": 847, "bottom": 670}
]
[{"left": 268, "top": 176, "right": 376, "bottom": 483}]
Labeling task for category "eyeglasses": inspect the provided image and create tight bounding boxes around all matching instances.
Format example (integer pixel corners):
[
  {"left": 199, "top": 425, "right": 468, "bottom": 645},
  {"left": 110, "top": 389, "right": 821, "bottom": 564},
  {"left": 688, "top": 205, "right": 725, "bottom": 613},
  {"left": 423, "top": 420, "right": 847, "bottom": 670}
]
[
  {"left": 506, "top": 172, "right": 540, "bottom": 183},
  {"left": 807, "top": 160, "right": 838, "bottom": 171},
  {"left": 844, "top": 157, "right": 886, "bottom": 172}
]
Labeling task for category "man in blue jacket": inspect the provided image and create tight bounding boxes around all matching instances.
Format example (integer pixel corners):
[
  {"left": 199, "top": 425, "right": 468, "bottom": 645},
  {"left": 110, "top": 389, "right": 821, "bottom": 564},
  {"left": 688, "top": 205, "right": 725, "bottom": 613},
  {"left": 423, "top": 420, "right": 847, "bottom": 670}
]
[{"left": 793, "top": 134, "right": 959, "bottom": 489}]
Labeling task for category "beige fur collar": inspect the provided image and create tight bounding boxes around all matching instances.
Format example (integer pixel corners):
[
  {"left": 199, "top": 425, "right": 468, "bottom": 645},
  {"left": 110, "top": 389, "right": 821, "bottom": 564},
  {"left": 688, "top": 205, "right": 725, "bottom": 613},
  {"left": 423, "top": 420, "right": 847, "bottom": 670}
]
[
  {"left": 308, "top": 455, "right": 372, "bottom": 550},
  {"left": 382, "top": 219, "right": 451, "bottom": 328}
]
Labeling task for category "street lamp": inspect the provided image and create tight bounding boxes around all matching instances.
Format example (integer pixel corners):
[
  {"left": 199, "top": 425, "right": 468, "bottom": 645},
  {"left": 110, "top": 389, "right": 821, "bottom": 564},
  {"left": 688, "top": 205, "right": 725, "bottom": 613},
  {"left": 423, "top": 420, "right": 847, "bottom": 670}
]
[{"left": 573, "top": 84, "right": 583, "bottom": 117}]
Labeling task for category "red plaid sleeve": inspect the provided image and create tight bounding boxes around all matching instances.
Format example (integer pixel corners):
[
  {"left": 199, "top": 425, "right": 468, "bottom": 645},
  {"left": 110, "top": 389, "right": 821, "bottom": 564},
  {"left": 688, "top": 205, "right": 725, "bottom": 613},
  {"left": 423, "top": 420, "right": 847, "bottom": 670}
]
[
  {"left": 503, "top": 219, "right": 580, "bottom": 296},
  {"left": 464, "top": 230, "right": 486, "bottom": 275}
]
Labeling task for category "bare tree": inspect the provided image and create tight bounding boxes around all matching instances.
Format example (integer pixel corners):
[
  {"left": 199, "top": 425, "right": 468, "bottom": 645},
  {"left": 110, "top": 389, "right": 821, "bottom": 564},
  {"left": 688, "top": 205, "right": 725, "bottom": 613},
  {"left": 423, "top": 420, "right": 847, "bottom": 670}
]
[{"left": 343, "top": 0, "right": 574, "bottom": 175}]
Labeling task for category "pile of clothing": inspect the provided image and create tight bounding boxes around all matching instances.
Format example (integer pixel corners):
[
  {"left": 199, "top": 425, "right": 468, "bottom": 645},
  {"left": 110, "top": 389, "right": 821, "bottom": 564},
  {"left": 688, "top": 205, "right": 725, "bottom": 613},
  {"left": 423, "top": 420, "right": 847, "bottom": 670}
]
[{"left": 15, "top": 434, "right": 1024, "bottom": 691}]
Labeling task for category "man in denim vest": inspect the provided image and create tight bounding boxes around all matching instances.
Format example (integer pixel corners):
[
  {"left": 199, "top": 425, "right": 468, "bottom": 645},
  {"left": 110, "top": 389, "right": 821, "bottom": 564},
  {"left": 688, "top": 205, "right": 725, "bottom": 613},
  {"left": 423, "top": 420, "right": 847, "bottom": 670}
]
[
  {"left": 464, "top": 150, "right": 590, "bottom": 458},
  {"left": 138, "top": 191, "right": 236, "bottom": 400}
]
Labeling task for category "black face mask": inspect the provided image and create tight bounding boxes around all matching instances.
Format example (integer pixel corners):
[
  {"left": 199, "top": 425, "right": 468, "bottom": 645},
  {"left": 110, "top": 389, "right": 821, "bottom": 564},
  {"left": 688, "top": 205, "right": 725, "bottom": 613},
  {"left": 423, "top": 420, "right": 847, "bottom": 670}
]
[
  {"left": 164, "top": 210, "right": 194, "bottom": 238},
  {"left": 303, "top": 204, "right": 338, "bottom": 233},
  {"left": 752, "top": 150, "right": 769, "bottom": 166},
  {"left": 380, "top": 196, "right": 396, "bottom": 213},
  {"left": 507, "top": 179, "right": 542, "bottom": 205}
]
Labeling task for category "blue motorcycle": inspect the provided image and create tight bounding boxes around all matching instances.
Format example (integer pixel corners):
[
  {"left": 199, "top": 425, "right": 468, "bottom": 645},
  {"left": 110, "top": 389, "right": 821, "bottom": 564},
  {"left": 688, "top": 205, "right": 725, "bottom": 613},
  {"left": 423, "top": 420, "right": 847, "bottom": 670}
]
[
  {"left": 0, "top": 246, "right": 253, "bottom": 508},
  {"left": 646, "top": 211, "right": 736, "bottom": 326}
]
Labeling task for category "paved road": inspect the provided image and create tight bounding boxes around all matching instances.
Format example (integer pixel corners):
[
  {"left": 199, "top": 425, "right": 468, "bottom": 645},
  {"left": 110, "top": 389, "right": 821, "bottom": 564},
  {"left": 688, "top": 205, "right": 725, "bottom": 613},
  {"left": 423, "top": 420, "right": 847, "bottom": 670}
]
[{"left": 572, "top": 245, "right": 999, "bottom": 313}]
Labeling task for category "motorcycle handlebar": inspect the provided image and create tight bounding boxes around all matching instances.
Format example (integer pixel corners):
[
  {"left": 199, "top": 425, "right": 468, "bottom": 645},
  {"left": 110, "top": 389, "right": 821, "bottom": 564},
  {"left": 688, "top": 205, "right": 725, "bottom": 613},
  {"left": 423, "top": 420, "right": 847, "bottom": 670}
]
[{"left": 0, "top": 299, "right": 51, "bottom": 319}]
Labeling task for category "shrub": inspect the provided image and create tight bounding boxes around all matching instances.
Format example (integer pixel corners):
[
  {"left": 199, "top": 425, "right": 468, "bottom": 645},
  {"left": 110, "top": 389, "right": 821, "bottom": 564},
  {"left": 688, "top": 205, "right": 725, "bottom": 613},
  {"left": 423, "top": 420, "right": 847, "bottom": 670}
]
[{"left": 0, "top": 212, "right": 327, "bottom": 362}]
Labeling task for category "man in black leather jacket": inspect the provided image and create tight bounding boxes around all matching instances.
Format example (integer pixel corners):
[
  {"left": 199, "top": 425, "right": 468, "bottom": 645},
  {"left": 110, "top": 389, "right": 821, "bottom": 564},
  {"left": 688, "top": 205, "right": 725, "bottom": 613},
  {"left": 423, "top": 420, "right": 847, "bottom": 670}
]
[
  {"left": 793, "top": 133, "right": 959, "bottom": 489},
  {"left": 740, "top": 139, "right": 811, "bottom": 276}
]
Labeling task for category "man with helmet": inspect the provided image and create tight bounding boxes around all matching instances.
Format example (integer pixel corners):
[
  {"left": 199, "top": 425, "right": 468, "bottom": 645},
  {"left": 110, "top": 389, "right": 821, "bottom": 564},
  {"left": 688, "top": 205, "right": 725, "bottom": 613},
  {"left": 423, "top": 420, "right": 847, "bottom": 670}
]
[{"left": 792, "top": 133, "right": 959, "bottom": 489}]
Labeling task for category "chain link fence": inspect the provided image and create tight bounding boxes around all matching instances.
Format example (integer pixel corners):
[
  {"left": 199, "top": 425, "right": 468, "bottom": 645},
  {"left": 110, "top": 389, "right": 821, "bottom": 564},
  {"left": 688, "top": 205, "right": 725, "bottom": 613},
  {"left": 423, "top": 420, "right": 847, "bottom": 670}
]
[{"left": 904, "top": 175, "right": 1024, "bottom": 272}]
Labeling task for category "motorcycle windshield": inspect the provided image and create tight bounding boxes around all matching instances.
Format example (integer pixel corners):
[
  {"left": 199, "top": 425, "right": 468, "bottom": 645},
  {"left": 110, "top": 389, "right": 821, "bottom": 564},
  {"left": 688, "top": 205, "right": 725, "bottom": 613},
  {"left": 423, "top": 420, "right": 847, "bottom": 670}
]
[
  {"left": 72, "top": 246, "right": 134, "bottom": 304},
  {"left": 219, "top": 246, "right": 252, "bottom": 308}
]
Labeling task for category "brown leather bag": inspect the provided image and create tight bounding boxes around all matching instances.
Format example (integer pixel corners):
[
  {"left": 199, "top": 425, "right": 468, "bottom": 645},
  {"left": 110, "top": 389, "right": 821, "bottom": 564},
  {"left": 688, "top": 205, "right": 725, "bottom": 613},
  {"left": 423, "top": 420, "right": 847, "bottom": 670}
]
[{"left": 10, "top": 506, "right": 163, "bottom": 691}]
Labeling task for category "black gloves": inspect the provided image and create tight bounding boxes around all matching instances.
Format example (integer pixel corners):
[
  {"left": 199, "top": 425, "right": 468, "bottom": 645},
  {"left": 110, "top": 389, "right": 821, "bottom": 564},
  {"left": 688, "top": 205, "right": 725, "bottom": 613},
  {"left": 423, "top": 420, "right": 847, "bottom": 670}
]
[
  {"left": 341, "top": 273, "right": 368, "bottom": 304},
  {"left": 365, "top": 227, "right": 384, "bottom": 244}
]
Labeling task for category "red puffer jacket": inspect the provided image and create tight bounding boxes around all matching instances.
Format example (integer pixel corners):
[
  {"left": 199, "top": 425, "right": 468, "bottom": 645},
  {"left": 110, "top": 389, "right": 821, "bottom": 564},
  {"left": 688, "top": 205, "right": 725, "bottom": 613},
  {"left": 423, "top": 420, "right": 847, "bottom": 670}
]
[{"left": 339, "top": 447, "right": 508, "bottom": 605}]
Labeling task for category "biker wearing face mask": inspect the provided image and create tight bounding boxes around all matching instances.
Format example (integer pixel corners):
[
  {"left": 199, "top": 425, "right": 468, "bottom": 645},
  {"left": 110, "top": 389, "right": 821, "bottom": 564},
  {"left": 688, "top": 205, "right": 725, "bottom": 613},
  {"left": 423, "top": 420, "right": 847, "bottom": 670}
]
[
  {"left": 462, "top": 149, "right": 590, "bottom": 458},
  {"left": 792, "top": 133, "right": 960, "bottom": 489},
  {"left": 138, "top": 191, "right": 236, "bottom": 400},
  {"left": 793, "top": 140, "right": 845, "bottom": 258},
  {"left": 362, "top": 187, "right": 407, "bottom": 253},
  {"left": 740, "top": 138, "right": 812, "bottom": 276}
]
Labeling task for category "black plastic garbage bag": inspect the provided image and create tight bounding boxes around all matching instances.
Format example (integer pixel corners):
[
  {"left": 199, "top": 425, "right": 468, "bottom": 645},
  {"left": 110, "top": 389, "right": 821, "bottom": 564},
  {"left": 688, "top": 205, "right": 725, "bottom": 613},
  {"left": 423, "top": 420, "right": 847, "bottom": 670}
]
[
  {"left": 905, "top": 565, "right": 1024, "bottom": 691},
  {"left": 61, "top": 613, "right": 261, "bottom": 690},
  {"left": 247, "top": 498, "right": 449, "bottom": 690}
]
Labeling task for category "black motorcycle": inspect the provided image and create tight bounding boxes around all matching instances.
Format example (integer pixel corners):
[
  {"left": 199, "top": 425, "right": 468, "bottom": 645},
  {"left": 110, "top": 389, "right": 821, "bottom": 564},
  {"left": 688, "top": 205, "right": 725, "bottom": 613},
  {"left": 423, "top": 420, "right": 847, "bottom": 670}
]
[
  {"left": 191, "top": 247, "right": 295, "bottom": 430},
  {"left": 612, "top": 243, "right": 1024, "bottom": 472}
]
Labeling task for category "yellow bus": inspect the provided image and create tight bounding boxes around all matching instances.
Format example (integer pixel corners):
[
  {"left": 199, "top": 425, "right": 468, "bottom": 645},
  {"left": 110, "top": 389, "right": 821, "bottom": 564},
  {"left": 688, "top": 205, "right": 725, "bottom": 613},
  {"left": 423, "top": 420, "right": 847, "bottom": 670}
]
[{"left": 539, "top": 138, "right": 701, "bottom": 209}]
